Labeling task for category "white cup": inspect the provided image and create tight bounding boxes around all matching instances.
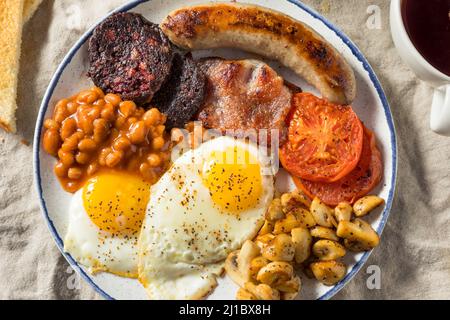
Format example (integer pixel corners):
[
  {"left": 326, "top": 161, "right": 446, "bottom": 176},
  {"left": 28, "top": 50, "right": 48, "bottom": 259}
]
[{"left": 390, "top": 0, "right": 450, "bottom": 136}]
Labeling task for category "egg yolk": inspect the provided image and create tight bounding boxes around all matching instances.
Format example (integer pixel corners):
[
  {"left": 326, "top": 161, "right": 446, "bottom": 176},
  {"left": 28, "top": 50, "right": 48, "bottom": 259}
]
[
  {"left": 82, "top": 171, "right": 151, "bottom": 236},
  {"left": 202, "top": 146, "right": 262, "bottom": 214}
]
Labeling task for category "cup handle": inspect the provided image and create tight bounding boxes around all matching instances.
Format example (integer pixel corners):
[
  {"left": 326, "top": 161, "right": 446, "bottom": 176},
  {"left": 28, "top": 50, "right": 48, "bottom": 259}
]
[{"left": 430, "top": 84, "right": 450, "bottom": 136}]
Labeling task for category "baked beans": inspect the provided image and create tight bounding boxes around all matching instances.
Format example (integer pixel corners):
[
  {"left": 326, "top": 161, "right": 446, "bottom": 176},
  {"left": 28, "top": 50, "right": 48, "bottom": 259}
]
[{"left": 42, "top": 87, "right": 171, "bottom": 193}]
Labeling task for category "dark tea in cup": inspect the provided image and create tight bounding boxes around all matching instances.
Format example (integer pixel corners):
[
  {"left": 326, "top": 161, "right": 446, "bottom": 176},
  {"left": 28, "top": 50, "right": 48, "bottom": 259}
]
[{"left": 402, "top": 0, "right": 450, "bottom": 76}]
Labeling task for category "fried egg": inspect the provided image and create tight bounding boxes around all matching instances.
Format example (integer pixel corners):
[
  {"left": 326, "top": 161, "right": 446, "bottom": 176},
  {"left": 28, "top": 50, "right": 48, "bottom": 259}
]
[
  {"left": 138, "top": 136, "right": 275, "bottom": 299},
  {"left": 64, "top": 171, "right": 151, "bottom": 278}
]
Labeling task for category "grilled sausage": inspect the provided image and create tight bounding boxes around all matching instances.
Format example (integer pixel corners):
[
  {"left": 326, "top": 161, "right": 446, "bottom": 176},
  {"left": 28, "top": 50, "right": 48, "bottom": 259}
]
[{"left": 161, "top": 3, "right": 356, "bottom": 105}]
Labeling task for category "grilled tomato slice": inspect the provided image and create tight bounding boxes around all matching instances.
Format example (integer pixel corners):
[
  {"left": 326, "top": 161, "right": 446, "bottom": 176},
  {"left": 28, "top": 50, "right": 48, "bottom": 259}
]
[
  {"left": 280, "top": 93, "right": 364, "bottom": 182},
  {"left": 294, "top": 127, "right": 383, "bottom": 206}
]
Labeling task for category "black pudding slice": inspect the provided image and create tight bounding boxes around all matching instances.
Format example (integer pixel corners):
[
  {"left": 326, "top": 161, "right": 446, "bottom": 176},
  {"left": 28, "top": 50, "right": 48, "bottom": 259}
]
[
  {"left": 152, "top": 53, "right": 207, "bottom": 130},
  {"left": 88, "top": 12, "right": 174, "bottom": 104}
]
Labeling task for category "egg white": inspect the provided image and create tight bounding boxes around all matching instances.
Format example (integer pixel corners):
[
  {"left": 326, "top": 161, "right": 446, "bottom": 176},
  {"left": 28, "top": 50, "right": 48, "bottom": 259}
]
[
  {"left": 138, "top": 136, "right": 275, "bottom": 299},
  {"left": 64, "top": 189, "right": 139, "bottom": 278}
]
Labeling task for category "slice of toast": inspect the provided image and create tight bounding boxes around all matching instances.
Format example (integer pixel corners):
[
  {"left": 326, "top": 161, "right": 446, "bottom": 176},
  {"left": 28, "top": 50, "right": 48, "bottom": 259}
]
[
  {"left": 0, "top": 0, "right": 24, "bottom": 133},
  {"left": 23, "top": 0, "right": 43, "bottom": 23}
]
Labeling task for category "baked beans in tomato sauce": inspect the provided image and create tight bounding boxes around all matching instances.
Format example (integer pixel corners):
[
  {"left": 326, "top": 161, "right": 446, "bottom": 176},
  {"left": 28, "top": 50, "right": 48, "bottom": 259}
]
[{"left": 42, "top": 87, "right": 171, "bottom": 193}]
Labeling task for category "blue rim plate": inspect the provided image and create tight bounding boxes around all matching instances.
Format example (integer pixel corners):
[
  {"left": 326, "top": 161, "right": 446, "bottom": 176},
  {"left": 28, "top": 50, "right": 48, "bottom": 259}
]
[{"left": 33, "top": 0, "right": 397, "bottom": 300}]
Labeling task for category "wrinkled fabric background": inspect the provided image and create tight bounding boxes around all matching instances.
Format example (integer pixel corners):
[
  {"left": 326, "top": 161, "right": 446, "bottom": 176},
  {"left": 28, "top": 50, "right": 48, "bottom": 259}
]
[{"left": 1, "top": 0, "right": 449, "bottom": 300}]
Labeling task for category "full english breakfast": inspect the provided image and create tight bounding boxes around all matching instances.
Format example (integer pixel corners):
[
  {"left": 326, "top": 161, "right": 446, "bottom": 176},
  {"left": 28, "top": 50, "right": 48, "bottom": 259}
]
[{"left": 41, "top": 3, "right": 385, "bottom": 300}]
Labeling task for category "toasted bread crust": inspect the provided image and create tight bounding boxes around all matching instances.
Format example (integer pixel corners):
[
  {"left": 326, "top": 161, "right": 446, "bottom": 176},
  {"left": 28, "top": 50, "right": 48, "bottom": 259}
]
[
  {"left": 0, "top": 119, "right": 13, "bottom": 132},
  {"left": 23, "top": 0, "right": 43, "bottom": 23},
  {"left": 161, "top": 3, "right": 356, "bottom": 105},
  {"left": 0, "top": 0, "right": 25, "bottom": 133}
]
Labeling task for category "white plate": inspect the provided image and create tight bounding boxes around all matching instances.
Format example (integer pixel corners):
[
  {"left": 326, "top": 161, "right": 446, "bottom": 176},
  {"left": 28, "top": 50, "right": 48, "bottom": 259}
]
[{"left": 33, "top": 0, "right": 398, "bottom": 300}]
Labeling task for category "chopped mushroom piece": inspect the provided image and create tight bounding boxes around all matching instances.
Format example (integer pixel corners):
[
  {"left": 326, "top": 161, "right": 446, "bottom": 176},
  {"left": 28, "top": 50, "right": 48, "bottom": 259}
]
[
  {"left": 261, "top": 234, "right": 295, "bottom": 262},
  {"left": 310, "top": 226, "right": 340, "bottom": 241},
  {"left": 310, "top": 260, "right": 347, "bottom": 286},
  {"left": 291, "top": 208, "right": 317, "bottom": 228},
  {"left": 281, "top": 191, "right": 311, "bottom": 212},
  {"left": 244, "top": 282, "right": 280, "bottom": 300},
  {"left": 273, "top": 213, "right": 301, "bottom": 234},
  {"left": 275, "top": 275, "right": 301, "bottom": 294},
  {"left": 225, "top": 251, "right": 245, "bottom": 287},
  {"left": 310, "top": 197, "right": 337, "bottom": 228},
  {"left": 266, "top": 198, "right": 285, "bottom": 221},
  {"left": 353, "top": 196, "right": 385, "bottom": 217},
  {"left": 254, "top": 233, "right": 275, "bottom": 249},
  {"left": 259, "top": 220, "right": 274, "bottom": 235},
  {"left": 249, "top": 256, "right": 269, "bottom": 280},
  {"left": 256, "top": 261, "right": 294, "bottom": 286},
  {"left": 336, "top": 219, "right": 380, "bottom": 249},
  {"left": 237, "top": 240, "right": 261, "bottom": 281},
  {"left": 312, "top": 240, "right": 346, "bottom": 261},
  {"left": 236, "top": 287, "right": 257, "bottom": 300},
  {"left": 334, "top": 202, "right": 353, "bottom": 222},
  {"left": 291, "top": 227, "right": 312, "bottom": 264}
]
